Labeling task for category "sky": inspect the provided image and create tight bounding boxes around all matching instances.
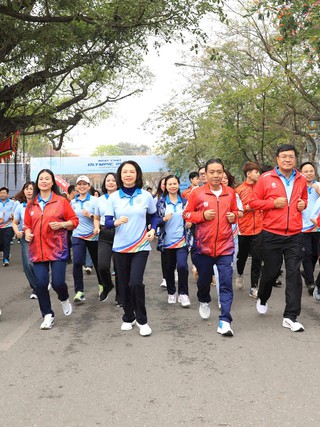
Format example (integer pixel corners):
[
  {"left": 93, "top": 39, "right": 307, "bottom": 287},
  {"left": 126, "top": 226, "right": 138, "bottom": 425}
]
[{"left": 65, "top": 43, "right": 191, "bottom": 157}]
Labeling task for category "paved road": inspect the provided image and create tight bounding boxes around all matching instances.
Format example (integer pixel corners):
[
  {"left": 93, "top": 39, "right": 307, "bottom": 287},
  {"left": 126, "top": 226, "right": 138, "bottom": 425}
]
[{"left": 0, "top": 241, "right": 319, "bottom": 427}]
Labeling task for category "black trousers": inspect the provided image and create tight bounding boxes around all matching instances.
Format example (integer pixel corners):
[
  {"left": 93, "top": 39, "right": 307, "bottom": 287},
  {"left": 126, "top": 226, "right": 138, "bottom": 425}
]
[
  {"left": 258, "top": 231, "right": 303, "bottom": 321},
  {"left": 301, "top": 232, "right": 320, "bottom": 285},
  {"left": 237, "top": 234, "right": 262, "bottom": 286},
  {"left": 114, "top": 251, "right": 149, "bottom": 325},
  {"left": 98, "top": 227, "right": 122, "bottom": 304}
]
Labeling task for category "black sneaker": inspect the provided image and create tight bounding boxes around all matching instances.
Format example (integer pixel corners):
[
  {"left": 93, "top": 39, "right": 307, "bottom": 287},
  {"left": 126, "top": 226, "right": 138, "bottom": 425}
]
[
  {"left": 307, "top": 283, "right": 316, "bottom": 295},
  {"left": 99, "top": 284, "right": 114, "bottom": 302},
  {"left": 273, "top": 279, "right": 282, "bottom": 287},
  {"left": 99, "top": 288, "right": 109, "bottom": 302}
]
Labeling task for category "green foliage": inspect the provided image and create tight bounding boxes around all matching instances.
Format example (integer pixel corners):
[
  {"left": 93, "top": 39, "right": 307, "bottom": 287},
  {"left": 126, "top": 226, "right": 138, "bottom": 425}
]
[
  {"left": 0, "top": 0, "right": 224, "bottom": 149},
  {"left": 253, "top": 1, "right": 320, "bottom": 65},
  {"left": 91, "top": 145, "right": 124, "bottom": 156},
  {"left": 149, "top": 4, "right": 320, "bottom": 175},
  {"left": 91, "top": 142, "right": 152, "bottom": 156}
]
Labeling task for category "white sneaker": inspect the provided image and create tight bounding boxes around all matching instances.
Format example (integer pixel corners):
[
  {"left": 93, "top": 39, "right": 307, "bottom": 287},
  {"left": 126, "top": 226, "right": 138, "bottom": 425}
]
[
  {"left": 282, "top": 318, "right": 304, "bottom": 332},
  {"left": 256, "top": 299, "right": 268, "bottom": 315},
  {"left": 40, "top": 314, "right": 55, "bottom": 330},
  {"left": 136, "top": 322, "right": 152, "bottom": 336},
  {"left": 30, "top": 293, "right": 38, "bottom": 299},
  {"left": 160, "top": 278, "right": 167, "bottom": 288},
  {"left": 178, "top": 294, "right": 191, "bottom": 307},
  {"left": 61, "top": 299, "right": 72, "bottom": 316},
  {"left": 235, "top": 274, "right": 243, "bottom": 290},
  {"left": 168, "top": 294, "right": 177, "bottom": 304},
  {"left": 199, "top": 302, "right": 210, "bottom": 319},
  {"left": 217, "top": 320, "right": 234, "bottom": 336},
  {"left": 249, "top": 287, "right": 258, "bottom": 299},
  {"left": 313, "top": 285, "right": 320, "bottom": 302},
  {"left": 84, "top": 266, "right": 92, "bottom": 275},
  {"left": 121, "top": 320, "right": 136, "bottom": 331}
]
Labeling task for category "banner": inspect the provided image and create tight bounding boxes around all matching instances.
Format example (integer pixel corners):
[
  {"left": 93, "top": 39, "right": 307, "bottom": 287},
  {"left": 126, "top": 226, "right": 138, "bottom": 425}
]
[
  {"left": 0, "top": 131, "right": 19, "bottom": 162},
  {"left": 31, "top": 155, "right": 167, "bottom": 179}
]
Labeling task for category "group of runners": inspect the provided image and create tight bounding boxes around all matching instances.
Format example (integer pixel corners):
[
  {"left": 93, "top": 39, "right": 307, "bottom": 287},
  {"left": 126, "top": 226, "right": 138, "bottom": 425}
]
[{"left": 1, "top": 143, "right": 319, "bottom": 336}]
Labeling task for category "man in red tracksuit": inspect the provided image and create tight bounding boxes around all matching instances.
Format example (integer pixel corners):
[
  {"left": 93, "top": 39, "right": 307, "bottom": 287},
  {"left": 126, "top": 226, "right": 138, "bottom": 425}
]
[
  {"left": 235, "top": 162, "right": 263, "bottom": 298},
  {"left": 183, "top": 158, "right": 238, "bottom": 337},
  {"left": 250, "top": 144, "right": 308, "bottom": 332}
]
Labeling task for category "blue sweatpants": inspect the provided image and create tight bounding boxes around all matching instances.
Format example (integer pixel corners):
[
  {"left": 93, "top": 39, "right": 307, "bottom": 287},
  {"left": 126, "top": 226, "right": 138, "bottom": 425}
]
[
  {"left": 192, "top": 252, "right": 233, "bottom": 323},
  {"left": 33, "top": 260, "right": 69, "bottom": 317}
]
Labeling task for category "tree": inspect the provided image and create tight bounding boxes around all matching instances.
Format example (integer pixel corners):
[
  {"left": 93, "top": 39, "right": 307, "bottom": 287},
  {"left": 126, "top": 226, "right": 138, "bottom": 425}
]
[
  {"left": 17, "top": 134, "right": 72, "bottom": 159},
  {"left": 91, "top": 142, "right": 151, "bottom": 156},
  {"left": 253, "top": 1, "right": 320, "bottom": 64},
  {"left": 0, "top": 0, "right": 225, "bottom": 150},
  {"left": 148, "top": 1, "right": 320, "bottom": 175},
  {"left": 92, "top": 145, "right": 124, "bottom": 156}
]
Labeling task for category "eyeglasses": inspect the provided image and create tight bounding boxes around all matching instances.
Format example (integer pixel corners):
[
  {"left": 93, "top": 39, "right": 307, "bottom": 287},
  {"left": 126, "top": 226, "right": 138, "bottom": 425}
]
[{"left": 278, "top": 155, "right": 295, "bottom": 160}]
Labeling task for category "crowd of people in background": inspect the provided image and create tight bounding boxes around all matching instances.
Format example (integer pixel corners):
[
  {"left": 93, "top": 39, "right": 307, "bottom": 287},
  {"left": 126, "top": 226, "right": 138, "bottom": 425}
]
[{"left": 1, "top": 144, "right": 320, "bottom": 334}]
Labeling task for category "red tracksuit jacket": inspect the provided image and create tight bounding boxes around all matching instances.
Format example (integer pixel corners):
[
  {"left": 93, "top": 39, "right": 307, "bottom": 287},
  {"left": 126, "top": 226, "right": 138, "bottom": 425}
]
[{"left": 183, "top": 183, "right": 238, "bottom": 257}]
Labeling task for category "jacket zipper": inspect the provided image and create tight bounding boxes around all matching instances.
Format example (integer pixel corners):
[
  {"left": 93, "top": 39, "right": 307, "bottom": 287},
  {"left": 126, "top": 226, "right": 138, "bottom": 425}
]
[
  {"left": 214, "top": 198, "right": 219, "bottom": 257},
  {"left": 40, "top": 209, "right": 44, "bottom": 261}
]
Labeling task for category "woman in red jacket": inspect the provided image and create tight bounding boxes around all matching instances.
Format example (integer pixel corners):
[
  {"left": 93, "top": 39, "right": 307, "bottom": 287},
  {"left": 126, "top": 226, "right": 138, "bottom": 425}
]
[{"left": 24, "top": 169, "right": 79, "bottom": 330}]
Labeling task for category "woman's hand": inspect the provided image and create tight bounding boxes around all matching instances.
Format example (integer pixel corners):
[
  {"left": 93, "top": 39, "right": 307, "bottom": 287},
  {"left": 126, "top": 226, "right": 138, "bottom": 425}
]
[
  {"left": 163, "top": 213, "right": 173, "bottom": 222},
  {"left": 16, "top": 231, "right": 23, "bottom": 239},
  {"left": 81, "top": 209, "right": 92, "bottom": 218},
  {"left": 114, "top": 216, "right": 128, "bottom": 226},
  {"left": 146, "top": 229, "right": 155, "bottom": 241},
  {"left": 25, "top": 230, "right": 34, "bottom": 242}
]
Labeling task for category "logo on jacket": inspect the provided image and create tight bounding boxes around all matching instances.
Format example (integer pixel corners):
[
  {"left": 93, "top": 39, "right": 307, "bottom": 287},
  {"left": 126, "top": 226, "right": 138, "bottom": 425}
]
[
  {"left": 203, "top": 202, "right": 208, "bottom": 207},
  {"left": 271, "top": 182, "right": 276, "bottom": 188}
]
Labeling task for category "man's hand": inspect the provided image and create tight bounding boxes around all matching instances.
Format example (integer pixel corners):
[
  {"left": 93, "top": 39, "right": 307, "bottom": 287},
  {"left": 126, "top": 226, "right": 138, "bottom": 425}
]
[
  {"left": 203, "top": 209, "right": 215, "bottom": 220},
  {"left": 226, "top": 212, "right": 236, "bottom": 223},
  {"left": 297, "top": 199, "right": 306, "bottom": 211},
  {"left": 274, "top": 197, "right": 287, "bottom": 209}
]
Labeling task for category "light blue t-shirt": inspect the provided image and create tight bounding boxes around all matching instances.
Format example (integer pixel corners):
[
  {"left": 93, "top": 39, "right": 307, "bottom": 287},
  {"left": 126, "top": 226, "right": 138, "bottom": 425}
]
[
  {"left": 275, "top": 167, "right": 296, "bottom": 203},
  {"left": 232, "top": 193, "right": 243, "bottom": 238},
  {"left": 302, "top": 181, "right": 320, "bottom": 232},
  {"left": 13, "top": 202, "right": 27, "bottom": 232},
  {"left": 71, "top": 193, "right": 98, "bottom": 240},
  {"left": 163, "top": 195, "right": 186, "bottom": 249},
  {"left": 95, "top": 194, "right": 112, "bottom": 225},
  {"left": 0, "top": 198, "right": 17, "bottom": 229},
  {"left": 105, "top": 188, "right": 156, "bottom": 253}
]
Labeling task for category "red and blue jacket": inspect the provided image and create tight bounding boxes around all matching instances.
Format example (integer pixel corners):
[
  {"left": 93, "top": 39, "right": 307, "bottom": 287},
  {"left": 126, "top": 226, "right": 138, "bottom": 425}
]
[
  {"left": 183, "top": 183, "right": 238, "bottom": 257},
  {"left": 24, "top": 192, "right": 79, "bottom": 262},
  {"left": 249, "top": 168, "right": 307, "bottom": 236}
]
